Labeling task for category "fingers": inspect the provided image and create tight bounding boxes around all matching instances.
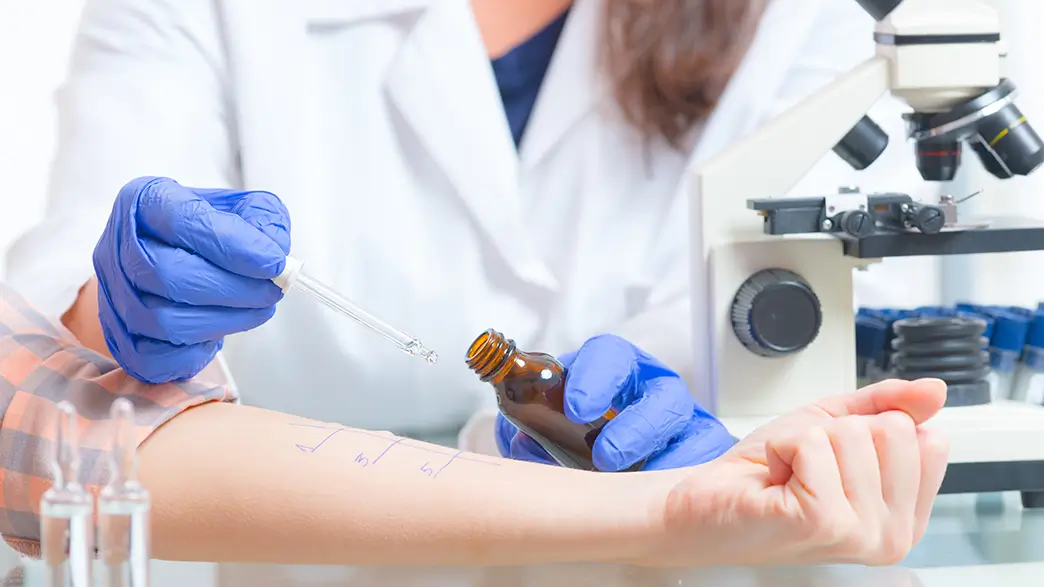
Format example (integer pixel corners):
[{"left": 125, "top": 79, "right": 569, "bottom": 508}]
[
  {"left": 556, "top": 350, "right": 579, "bottom": 370},
  {"left": 97, "top": 255, "right": 276, "bottom": 345},
  {"left": 125, "top": 237, "right": 283, "bottom": 308},
  {"left": 98, "top": 293, "right": 219, "bottom": 384},
  {"left": 494, "top": 414, "right": 517, "bottom": 458},
  {"left": 814, "top": 378, "right": 947, "bottom": 425},
  {"left": 592, "top": 377, "right": 693, "bottom": 471},
  {"left": 132, "top": 293, "right": 277, "bottom": 345},
  {"left": 766, "top": 426, "right": 848, "bottom": 509},
  {"left": 769, "top": 412, "right": 945, "bottom": 565},
  {"left": 130, "top": 177, "right": 289, "bottom": 280},
  {"left": 509, "top": 433, "right": 557, "bottom": 466},
  {"left": 193, "top": 187, "right": 292, "bottom": 255},
  {"left": 563, "top": 335, "right": 638, "bottom": 423},
  {"left": 912, "top": 427, "right": 949, "bottom": 543},
  {"left": 828, "top": 417, "right": 884, "bottom": 517},
  {"left": 642, "top": 417, "right": 737, "bottom": 471},
  {"left": 870, "top": 412, "right": 920, "bottom": 523}
]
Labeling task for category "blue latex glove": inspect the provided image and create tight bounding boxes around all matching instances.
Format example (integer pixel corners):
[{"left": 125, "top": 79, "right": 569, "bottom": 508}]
[
  {"left": 94, "top": 176, "right": 291, "bottom": 384},
  {"left": 495, "top": 334, "right": 737, "bottom": 471}
]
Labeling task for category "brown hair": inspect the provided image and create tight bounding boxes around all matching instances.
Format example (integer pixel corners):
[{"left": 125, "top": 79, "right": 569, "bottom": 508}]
[{"left": 603, "top": 0, "right": 768, "bottom": 148}]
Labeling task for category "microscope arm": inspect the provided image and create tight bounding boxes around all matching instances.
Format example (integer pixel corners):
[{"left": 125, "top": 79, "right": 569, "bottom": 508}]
[
  {"left": 694, "top": 56, "right": 892, "bottom": 250},
  {"left": 689, "top": 56, "right": 891, "bottom": 417}
]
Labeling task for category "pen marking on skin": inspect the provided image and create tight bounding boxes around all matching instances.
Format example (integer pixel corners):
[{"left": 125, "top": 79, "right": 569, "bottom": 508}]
[
  {"left": 433, "top": 451, "right": 462, "bottom": 478},
  {"left": 289, "top": 424, "right": 502, "bottom": 472},
  {"left": 371, "top": 438, "right": 405, "bottom": 464},
  {"left": 295, "top": 428, "right": 344, "bottom": 453}
]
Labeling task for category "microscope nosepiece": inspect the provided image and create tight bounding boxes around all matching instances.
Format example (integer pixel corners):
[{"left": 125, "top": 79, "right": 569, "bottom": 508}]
[
  {"left": 970, "top": 103, "right": 1044, "bottom": 179},
  {"left": 914, "top": 139, "right": 961, "bottom": 182},
  {"left": 907, "top": 79, "right": 1044, "bottom": 181}
]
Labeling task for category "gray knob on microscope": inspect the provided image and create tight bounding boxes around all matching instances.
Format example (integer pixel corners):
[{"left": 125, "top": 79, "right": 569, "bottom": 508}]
[
  {"left": 731, "top": 269, "right": 823, "bottom": 358},
  {"left": 839, "top": 209, "right": 875, "bottom": 238},
  {"left": 912, "top": 205, "right": 946, "bottom": 235}
]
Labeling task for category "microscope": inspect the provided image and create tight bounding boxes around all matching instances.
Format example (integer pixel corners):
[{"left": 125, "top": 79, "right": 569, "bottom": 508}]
[{"left": 691, "top": 0, "right": 1044, "bottom": 504}]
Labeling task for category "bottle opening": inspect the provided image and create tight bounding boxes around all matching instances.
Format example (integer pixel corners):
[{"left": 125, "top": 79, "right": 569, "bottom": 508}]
[{"left": 465, "top": 329, "right": 516, "bottom": 382}]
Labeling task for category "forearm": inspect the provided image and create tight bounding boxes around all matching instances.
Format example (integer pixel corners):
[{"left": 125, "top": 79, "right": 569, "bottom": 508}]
[
  {"left": 139, "top": 402, "right": 673, "bottom": 566},
  {"left": 60, "top": 277, "right": 110, "bottom": 357}
]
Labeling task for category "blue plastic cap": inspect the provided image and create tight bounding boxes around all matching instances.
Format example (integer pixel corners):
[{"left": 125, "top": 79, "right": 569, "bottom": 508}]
[
  {"left": 914, "top": 306, "right": 956, "bottom": 317},
  {"left": 1028, "top": 312, "right": 1044, "bottom": 348},
  {"left": 1037, "top": 302, "right": 1044, "bottom": 314},
  {"left": 1007, "top": 306, "right": 1034, "bottom": 318},
  {"left": 858, "top": 308, "right": 888, "bottom": 321},
  {"left": 956, "top": 302, "right": 983, "bottom": 314},
  {"left": 856, "top": 317, "right": 888, "bottom": 359},
  {"left": 990, "top": 311, "right": 1031, "bottom": 352}
]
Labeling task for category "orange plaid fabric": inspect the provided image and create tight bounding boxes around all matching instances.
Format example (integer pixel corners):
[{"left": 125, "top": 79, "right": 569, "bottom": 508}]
[{"left": 0, "top": 283, "right": 239, "bottom": 557}]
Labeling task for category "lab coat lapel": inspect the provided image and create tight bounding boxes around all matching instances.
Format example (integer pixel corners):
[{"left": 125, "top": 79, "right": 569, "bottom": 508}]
[
  {"left": 384, "top": 1, "right": 557, "bottom": 288},
  {"left": 519, "top": 0, "right": 607, "bottom": 170}
]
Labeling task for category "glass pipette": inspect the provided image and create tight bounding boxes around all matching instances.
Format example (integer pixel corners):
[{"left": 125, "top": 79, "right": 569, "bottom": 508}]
[
  {"left": 41, "top": 401, "right": 93, "bottom": 587},
  {"left": 98, "top": 399, "right": 150, "bottom": 587},
  {"left": 273, "top": 257, "right": 439, "bottom": 364}
]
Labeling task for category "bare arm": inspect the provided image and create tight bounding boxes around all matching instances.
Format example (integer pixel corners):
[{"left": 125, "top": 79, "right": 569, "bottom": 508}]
[
  {"left": 60, "top": 278, "right": 109, "bottom": 357},
  {"left": 138, "top": 402, "right": 673, "bottom": 566}
]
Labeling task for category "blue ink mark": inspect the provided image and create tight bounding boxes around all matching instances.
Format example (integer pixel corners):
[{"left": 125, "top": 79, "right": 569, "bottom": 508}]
[
  {"left": 371, "top": 438, "right": 404, "bottom": 465},
  {"left": 290, "top": 424, "right": 502, "bottom": 468},
  {"left": 434, "top": 451, "right": 462, "bottom": 478},
  {"left": 294, "top": 428, "right": 343, "bottom": 453}
]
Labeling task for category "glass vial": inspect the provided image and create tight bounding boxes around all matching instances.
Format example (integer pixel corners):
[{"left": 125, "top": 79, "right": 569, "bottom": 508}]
[{"left": 466, "top": 329, "right": 621, "bottom": 471}]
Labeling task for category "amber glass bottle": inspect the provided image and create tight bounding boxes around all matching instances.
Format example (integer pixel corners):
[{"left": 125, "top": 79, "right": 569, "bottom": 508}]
[{"left": 465, "top": 329, "right": 621, "bottom": 471}]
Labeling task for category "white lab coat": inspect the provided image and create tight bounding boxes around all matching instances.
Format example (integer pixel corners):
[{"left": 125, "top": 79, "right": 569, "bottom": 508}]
[{"left": 6, "top": 0, "right": 936, "bottom": 453}]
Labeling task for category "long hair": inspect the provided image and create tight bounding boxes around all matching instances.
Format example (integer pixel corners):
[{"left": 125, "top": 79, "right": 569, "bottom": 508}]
[{"left": 603, "top": 0, "right": 769, "bottom": 148}]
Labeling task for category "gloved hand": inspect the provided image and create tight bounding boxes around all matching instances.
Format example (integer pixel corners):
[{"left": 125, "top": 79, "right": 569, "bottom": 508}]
[
  {"left": 494, "top": 334, "right": 737, "bottom": 471},
  {"left": 94, "top": 176, "right": 291, "bottom": 384}
]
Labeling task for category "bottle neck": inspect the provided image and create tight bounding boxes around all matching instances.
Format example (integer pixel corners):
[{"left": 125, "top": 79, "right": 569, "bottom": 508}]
[{"left": 466, "top": 329, "right": 519, "bottom": 383}]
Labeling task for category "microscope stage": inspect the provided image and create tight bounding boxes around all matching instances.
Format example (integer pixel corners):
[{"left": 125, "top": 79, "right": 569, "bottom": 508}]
[
  {"left": 722, "top": 401, "right": 1044, "bottom": 499},
  {"left": 838, "top": 216, "right": 1044, "bottom": 258}
]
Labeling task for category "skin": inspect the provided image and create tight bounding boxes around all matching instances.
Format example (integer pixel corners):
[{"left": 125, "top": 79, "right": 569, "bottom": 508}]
[{"left": 134, "top": 379, "right": 948, "bottom": 566}]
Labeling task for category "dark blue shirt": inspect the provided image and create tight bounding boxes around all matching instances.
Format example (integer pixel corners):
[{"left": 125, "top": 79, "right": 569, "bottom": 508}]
[{"left": 490, "top": 9, "right": 570, "bottom": 148}]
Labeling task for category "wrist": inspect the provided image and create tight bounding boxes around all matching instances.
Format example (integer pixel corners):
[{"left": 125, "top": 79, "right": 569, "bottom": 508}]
[{"left": 569, "top": 470, "right": 677, "bottom": 566}]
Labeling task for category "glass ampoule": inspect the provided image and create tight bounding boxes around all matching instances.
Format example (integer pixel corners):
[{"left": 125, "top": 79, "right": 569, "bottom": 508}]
[
  {"left": 98, "top": 399, "right": 151, "bottom": 587},
  {"left": 41, "top": 402, "right": 94, "bottom": 587},
  {"left": 465, "top": 329, "right": 642, "bottom": 471}
]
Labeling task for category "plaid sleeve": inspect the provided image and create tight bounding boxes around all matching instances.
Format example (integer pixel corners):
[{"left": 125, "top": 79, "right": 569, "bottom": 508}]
[{"left": 0, "top": 283, "right": 240, "bottom": 558}]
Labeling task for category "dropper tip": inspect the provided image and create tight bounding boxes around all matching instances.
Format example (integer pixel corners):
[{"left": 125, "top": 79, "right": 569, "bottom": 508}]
[{"left": 423, "top": 349, "right": 439, "bottom": 365}]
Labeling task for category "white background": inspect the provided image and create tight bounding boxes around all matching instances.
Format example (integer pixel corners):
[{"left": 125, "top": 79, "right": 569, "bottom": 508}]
[{"left": 0, "top": 0, "right": 85, "bottom": 278}]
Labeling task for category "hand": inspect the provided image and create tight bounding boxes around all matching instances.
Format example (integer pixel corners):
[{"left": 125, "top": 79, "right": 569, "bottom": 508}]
[
  {"left": 495, "top": 334, "right": 737, "bottom": 471},
  {"left": 641, "top": 378, "right": 949, "bottom": 567},
  {"left": 94, "top": 177, "right": 291, "bottom": 383}
]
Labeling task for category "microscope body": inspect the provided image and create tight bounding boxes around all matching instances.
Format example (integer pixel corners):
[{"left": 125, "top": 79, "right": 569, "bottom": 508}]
[{"left": 691, "top": 0, "right": 1044, "bottom": 432}]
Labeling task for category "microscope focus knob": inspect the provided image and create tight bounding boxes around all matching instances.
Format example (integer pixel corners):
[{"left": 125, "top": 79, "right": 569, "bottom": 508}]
[
  {"left": 839, "top": 209, "right": 875, "bottom": 238},
  {"left": 911, "top": 205, "right": 946, "bottom": 235},
  {"left": 731, "top": 269, "right": 822, "bottom": 358}
]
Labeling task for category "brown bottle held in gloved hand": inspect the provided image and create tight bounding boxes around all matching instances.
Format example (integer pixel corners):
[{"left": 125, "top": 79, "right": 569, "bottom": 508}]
[{"left": 465, "top": 329, "right": 627, "bottom": 471}]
